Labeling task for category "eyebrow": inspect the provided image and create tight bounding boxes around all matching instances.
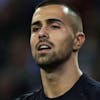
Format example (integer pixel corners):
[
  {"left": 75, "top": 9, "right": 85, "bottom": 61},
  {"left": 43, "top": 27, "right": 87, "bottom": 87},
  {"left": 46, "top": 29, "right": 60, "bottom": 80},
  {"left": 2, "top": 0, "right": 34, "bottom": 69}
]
[
  {"left": 31, "top": 18, "right": 64, "bottom": 26},
  {"left": 31, "top": 21, "right": 40, "bottom": 26},
  {"left": 47, "top": 18, "right": 64, "bottom": 24}
]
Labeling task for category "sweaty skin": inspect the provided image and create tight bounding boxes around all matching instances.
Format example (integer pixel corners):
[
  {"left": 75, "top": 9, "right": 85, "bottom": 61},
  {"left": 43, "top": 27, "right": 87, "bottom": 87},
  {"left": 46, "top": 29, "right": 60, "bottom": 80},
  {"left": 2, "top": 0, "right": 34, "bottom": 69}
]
[{"left": 30, "top": 5, "right": 85, "bottom": 98}]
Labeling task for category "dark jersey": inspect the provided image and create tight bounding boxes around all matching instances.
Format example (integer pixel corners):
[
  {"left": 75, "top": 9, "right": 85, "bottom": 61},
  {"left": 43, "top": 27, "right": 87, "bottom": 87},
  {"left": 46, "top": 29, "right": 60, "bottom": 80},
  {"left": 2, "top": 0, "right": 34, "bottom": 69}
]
[{"left": 16, "top": 74, "right": 100, "bottom": 100}]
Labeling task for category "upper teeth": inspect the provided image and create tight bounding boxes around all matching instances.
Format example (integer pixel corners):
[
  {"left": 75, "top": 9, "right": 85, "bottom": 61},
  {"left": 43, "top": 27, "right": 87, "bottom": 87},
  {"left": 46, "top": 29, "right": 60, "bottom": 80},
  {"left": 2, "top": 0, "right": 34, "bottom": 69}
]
[{"left": 40, "top": 45, "right": 49, "bottom": 49}]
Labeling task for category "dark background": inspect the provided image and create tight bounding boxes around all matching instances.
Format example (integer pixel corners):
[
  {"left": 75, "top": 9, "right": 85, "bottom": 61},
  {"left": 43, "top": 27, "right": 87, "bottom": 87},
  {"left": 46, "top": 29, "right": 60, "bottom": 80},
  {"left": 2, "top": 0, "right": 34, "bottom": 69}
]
[{"left": 0, "top": 0, "right": 100, "bottom": 99}]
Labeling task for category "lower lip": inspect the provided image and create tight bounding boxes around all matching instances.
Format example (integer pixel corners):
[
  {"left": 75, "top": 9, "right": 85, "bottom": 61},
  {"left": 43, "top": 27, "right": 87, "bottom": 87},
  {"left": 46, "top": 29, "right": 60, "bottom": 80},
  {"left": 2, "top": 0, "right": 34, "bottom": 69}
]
[{"left": 38, "top": 49, "right": 52, "bottom": 54}]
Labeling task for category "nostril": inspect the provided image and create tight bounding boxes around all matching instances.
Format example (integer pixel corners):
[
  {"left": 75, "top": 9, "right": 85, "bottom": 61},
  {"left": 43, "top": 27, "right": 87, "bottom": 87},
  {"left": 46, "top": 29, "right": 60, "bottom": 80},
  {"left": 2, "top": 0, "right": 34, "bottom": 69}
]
[
  {"left": 39, "top": 34, "right": 47, "bottom": 39},
  {"left": 39, "top": 32, "right": 49, "bottom": 39},
  {"left": 38, "top": 26, "right": 49, "bottom": 39}
]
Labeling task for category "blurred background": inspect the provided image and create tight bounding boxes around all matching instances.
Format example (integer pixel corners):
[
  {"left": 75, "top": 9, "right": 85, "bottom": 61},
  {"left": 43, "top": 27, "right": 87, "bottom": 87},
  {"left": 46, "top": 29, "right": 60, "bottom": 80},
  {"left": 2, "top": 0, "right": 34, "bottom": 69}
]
[{"left": 0, "top": 0, "right": 100, "bottom": 99}]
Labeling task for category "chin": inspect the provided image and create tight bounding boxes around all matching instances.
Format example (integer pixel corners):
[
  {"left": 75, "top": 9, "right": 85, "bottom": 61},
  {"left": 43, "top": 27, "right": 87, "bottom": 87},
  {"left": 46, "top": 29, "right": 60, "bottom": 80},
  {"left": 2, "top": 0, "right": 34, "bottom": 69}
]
[
  {"left": 36, "top": 59, "right": 51, "bottom": 65},
  {"left": 35, "top": 53, "right": 53, "bottom": 64}
]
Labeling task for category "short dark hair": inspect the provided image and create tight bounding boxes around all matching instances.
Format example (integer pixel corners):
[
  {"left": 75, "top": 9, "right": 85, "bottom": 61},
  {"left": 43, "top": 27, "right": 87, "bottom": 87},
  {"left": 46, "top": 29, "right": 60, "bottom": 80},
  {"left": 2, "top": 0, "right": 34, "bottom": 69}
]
[
  {"left": 36, "top": 0, "right": 79, "bottom": 15},
  {"left": 34, "top": 0, "right": 83, "bottom": 33}
]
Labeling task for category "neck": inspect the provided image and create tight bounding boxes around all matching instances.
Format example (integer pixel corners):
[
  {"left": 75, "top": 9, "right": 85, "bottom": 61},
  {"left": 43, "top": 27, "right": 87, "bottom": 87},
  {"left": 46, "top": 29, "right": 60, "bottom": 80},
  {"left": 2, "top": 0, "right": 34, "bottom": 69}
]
[{"left": 40, "top": 53, "right": 82, "bottom": 98}]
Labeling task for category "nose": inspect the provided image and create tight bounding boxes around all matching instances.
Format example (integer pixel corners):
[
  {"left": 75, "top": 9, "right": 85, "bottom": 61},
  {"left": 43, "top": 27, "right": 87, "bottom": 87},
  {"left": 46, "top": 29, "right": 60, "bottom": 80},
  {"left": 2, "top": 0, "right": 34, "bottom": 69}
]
[{"left": 38, "top": 27, "right": 49, "bottom": 39}]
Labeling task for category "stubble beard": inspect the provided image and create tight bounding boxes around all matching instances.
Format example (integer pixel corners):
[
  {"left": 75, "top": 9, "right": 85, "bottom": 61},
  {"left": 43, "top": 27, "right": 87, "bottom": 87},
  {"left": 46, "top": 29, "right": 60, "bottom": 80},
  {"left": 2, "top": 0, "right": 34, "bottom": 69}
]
[{"left": 34, "top": 44, "right": 73, "bottom": 72}]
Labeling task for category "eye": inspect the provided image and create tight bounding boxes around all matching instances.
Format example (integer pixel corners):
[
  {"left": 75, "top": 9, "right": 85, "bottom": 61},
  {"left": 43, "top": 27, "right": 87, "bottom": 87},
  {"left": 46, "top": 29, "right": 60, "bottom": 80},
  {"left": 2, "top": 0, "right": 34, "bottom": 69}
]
[
  {"left": 51, "top": 25, "right": 60, "bottom": 29},
  {"left": 50, "top": 24, "right": 61, "bottom": 29},
  {"left": 32, "top": 26, "right": 41, "bottom": 32}
]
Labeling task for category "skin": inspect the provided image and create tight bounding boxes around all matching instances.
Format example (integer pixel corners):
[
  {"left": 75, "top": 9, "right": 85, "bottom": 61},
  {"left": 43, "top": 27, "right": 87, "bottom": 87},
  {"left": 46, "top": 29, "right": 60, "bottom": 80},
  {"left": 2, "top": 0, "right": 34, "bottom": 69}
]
[{"left": 30, "top": 5, "right": 85, "bottom": 98}]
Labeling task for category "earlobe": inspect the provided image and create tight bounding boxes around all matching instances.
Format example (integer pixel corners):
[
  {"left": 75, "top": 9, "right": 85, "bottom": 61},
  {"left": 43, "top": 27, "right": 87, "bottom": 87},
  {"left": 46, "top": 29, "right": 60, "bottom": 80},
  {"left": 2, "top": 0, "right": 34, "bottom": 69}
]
[{"left": 73, "top": 32, "right": 85, "bottom": 51}]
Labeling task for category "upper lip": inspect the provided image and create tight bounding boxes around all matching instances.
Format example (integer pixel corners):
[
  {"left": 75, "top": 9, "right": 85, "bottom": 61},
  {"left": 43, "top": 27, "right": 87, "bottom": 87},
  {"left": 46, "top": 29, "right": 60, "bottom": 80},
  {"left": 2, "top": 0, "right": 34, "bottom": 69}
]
[{"left": 36, "top": 42, "right": 52, "bottom": 50}]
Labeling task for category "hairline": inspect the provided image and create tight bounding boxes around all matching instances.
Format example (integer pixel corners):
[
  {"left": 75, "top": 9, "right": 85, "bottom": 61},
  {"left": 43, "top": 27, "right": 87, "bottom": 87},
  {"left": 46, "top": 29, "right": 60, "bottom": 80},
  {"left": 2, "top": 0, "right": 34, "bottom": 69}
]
[{"left": 34, "top": 1, "right": 83, "bottom": 33}]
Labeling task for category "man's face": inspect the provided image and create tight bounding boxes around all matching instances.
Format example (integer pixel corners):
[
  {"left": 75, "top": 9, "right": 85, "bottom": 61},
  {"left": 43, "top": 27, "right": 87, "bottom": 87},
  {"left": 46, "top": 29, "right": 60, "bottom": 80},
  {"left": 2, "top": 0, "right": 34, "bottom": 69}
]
[{"left": 30, "top": 5, "right": 75, "bottom": 68}]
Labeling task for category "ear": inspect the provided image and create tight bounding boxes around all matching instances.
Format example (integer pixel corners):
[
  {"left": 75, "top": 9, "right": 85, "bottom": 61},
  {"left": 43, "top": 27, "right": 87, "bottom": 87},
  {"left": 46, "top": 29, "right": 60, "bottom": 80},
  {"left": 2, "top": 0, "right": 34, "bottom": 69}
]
[{"left": 73, "top": 32, "right": 85, "bottom": 51}]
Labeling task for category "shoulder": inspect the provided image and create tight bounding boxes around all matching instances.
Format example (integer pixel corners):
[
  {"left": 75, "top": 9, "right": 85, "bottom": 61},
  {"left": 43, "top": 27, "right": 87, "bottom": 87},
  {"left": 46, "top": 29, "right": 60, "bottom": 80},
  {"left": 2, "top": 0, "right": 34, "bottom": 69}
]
[
  {"left": 82, "top": 74, "right": 100, "bottom": 99},
  {"left": 15, "top": 89, "right": 42, "bottom": 100},
  {"left": 82, "top": 74, "right": 100, "bottom": 90},
  {"left": 15, "top": 92, "right": 34, "bottom": 100}
]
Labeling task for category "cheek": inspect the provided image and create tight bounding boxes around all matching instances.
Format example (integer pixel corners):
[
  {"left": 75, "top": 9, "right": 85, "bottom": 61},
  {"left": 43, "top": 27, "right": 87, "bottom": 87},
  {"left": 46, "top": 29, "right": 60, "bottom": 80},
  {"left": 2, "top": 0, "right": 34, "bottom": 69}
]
[
  {"left": 30, "top": 34, "right": 37, "bottom": 49},
  {"left": 53, "top": 33, "right": 74, "bottom": 52},
  {"left": 50, "top": 31, "right": 69, "bottom": 45}
]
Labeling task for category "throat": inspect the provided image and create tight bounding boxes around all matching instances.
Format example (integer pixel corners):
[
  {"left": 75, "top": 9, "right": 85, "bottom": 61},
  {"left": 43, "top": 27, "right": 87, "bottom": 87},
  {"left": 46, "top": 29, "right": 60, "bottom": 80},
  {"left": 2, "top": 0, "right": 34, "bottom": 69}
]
[
  {"left": 41, "top": 67, "right": 82, "bottom": 98},
  {"left": 42, "top": 73, "right": 63, "bottom": 98}
]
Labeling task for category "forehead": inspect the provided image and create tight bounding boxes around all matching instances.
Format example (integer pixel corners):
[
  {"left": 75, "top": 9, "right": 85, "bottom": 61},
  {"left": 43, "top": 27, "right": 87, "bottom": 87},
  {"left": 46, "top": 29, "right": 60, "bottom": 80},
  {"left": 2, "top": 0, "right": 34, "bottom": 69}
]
[{"left": 32, "top": 5, "right": 70, "bottom": 23}]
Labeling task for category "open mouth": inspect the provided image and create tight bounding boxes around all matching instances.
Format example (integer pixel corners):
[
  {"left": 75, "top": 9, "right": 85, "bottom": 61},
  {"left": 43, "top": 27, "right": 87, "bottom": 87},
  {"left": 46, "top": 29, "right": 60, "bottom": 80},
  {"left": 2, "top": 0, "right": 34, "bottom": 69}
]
[
  {"left": 36, "top": 42, "right": 52, "bottom": 53},
  {"left": 38, "top": 45, "right": 51, "bottom": 50}
]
